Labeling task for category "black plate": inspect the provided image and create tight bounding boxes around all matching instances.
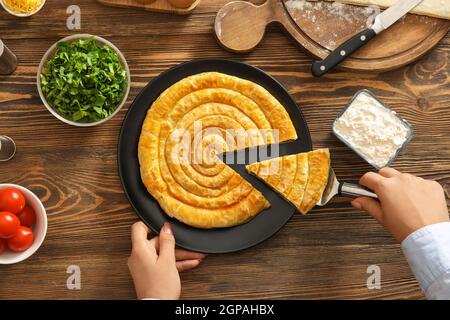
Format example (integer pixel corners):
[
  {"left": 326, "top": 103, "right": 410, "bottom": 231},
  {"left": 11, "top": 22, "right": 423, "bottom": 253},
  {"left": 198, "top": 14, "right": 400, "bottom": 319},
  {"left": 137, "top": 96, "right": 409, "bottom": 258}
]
[{"left": 118, "top": 59, "right": 312, "bottom": 253}]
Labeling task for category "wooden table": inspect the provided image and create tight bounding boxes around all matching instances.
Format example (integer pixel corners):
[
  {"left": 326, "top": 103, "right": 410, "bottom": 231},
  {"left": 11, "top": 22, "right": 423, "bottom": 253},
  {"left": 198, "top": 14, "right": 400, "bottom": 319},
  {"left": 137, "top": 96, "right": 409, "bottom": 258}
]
[{"left": 0, "top": 0, "right": 448, "bottom": 300}]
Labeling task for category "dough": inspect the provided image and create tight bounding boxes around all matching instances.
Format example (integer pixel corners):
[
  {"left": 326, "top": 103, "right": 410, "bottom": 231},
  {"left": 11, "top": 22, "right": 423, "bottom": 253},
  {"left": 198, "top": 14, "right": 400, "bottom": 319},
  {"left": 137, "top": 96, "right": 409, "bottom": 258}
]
[
  {"left": 138, "top": 72, "right": 297, "bottom": 228},
  {"left": 336, "top": 0, "right": 450, "bottom": 20},
  {"left": 246, "top": 149, "right": 330, "bottom": 214}
]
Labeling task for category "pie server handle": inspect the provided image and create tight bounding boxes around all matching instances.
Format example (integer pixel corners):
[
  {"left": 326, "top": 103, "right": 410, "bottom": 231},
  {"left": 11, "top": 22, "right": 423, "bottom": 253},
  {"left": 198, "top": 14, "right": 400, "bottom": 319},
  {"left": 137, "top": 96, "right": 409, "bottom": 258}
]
[{"left": 338, "top": 182, "right": 378, "bottom": 199}]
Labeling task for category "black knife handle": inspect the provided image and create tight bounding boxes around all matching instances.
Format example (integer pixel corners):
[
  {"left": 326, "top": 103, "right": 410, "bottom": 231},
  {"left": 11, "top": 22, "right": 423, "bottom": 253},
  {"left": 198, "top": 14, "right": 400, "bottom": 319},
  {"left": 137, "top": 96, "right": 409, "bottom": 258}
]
[{"left": 312, "top": 29, "right": 377, "bottom": 77}]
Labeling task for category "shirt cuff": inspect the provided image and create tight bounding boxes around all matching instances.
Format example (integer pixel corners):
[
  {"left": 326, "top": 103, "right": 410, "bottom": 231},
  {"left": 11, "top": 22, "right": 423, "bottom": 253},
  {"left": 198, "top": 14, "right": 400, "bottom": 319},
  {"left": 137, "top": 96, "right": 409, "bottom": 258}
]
[{"left": 401, "top": 222, "right": 450, "bottom": 292}]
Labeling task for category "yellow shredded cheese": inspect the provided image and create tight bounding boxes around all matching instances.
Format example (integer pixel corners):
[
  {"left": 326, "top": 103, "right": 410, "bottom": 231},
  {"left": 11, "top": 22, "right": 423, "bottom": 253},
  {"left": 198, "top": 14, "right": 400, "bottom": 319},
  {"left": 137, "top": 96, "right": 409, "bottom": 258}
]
[{"left": 3, "top": 0, "right": 43, "bottom": 14}]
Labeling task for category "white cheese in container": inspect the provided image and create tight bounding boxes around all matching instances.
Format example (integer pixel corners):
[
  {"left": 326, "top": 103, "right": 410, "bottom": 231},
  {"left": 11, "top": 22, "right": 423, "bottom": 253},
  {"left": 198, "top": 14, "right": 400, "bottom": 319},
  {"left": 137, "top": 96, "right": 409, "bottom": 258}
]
[{"left": 333, "top": 90, "right": 413, "bottom": 169}]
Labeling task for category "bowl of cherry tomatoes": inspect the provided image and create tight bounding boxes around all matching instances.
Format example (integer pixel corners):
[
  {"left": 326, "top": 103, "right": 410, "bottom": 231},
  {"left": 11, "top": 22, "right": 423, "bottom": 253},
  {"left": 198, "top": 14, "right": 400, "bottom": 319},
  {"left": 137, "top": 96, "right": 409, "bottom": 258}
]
[{"left": 0, "top": 184, "right": 47, "bottom": 264}]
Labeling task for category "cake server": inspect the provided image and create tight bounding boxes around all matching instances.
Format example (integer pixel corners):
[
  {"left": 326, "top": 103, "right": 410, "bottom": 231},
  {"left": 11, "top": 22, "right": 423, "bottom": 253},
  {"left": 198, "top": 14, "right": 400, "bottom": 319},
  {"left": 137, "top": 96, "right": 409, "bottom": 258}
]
[
  {"left": 317, "top": 168, "right": 378, "bottom": 206},
  {"left": 311, "top": 0, "right": 424, "bottom": 77}
]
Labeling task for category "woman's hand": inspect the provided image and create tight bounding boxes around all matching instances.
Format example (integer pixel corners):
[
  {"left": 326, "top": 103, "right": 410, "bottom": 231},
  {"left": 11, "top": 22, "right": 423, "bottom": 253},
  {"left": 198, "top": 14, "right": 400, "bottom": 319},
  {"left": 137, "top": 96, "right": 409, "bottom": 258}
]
[
  {"left": 128, "top": 221, "right": 206, "bottom": 300},
  {"left": 352, "top": 167, "right": 449, "bottom": 242}
]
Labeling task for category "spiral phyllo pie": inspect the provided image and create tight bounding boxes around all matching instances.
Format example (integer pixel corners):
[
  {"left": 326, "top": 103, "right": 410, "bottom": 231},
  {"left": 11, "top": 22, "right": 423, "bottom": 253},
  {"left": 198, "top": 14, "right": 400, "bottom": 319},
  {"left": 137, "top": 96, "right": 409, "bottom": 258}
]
[{"left": 138, "top": 72, "right": 297, "bottom": 228}]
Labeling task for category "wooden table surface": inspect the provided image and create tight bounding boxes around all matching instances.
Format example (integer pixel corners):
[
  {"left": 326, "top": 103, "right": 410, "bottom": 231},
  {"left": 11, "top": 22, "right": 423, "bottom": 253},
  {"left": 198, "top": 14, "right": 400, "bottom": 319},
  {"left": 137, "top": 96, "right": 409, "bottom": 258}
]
[{"left": 0, "top": 0, "right": 448, "bottom": 300}]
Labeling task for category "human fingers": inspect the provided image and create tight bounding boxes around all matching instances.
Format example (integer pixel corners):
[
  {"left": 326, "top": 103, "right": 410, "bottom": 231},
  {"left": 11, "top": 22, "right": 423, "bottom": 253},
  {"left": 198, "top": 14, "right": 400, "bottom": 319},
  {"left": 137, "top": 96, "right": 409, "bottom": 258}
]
[
  {"left": 131, "top": 221, "right": 152, "bottom": 247},
  {"left": 352, "top": 197, "right": 383, "bottom": 222},
  {"left": 158, "top": 223, "right": 176, "bottom": 264},
  {"left": 176, "top": 259, "right": 203, "bottom": 272},
  {"left": 152, "top": 238, "right": 206, "bottom": 261},
  {"left": 175, "top": 249, "right": 207, "bottom": 261},
  {"left": 359, "top": 172, "right": 385, "bottom": 193},
  {"left": 378, "top": 167, "right": 401, "bottom": 178}
]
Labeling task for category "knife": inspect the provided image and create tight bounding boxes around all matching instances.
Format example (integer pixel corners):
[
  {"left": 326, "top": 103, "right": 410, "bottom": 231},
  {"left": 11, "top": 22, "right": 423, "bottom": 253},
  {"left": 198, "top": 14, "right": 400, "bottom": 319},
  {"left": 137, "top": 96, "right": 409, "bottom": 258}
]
[{"left": 311, "top": 0, "right": 424, "bottom": 77}]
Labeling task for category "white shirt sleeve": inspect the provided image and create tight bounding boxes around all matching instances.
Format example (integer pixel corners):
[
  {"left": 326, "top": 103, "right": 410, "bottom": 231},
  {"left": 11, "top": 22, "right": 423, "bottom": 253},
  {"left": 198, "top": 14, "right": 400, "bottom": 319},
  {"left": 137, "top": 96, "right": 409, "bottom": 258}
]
[{"left": 401, "top": 222, "right": 450, "bottom": 300}]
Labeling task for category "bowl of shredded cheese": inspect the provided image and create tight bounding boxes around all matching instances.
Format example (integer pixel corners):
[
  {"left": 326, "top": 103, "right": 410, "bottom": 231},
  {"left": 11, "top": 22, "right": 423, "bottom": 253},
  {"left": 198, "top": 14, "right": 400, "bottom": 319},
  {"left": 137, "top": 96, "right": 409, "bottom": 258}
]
[{"left": 0, "top": 0, "right": 45, "bottom": 17}]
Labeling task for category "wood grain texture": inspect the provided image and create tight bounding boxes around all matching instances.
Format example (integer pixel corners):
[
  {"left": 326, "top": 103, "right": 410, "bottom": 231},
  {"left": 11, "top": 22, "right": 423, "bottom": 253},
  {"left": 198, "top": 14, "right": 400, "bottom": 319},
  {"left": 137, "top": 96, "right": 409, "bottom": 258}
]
[
  {"left": 215, "top": 0, "right": 450, "bottom": 71},
  {"left": 0, "top": 0, "right": 448, "bottom": 300},
  {"left": 97, "top": 0, "right": 200, "bottom": 15}
]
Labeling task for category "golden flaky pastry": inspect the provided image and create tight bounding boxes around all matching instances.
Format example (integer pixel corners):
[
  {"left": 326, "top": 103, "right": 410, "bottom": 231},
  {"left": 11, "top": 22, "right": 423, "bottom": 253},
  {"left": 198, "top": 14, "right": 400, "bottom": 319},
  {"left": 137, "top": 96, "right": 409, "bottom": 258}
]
[
  {"left": 246, "top": 149, "right": 330, "bottom": 214},
  {"left": 138, "top": 72, "right": 297, "bottom": 228}
]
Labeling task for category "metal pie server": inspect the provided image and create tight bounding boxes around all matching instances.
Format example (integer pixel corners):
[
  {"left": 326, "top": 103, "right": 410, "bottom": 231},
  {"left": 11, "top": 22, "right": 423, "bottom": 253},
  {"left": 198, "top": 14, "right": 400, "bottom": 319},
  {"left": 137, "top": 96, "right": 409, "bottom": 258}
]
[
  {"left": 317, "top": 168, "right": 378, "bottom": 206},
  {"left": 312, "top": 0, "right": 424, "bottom": 77}
]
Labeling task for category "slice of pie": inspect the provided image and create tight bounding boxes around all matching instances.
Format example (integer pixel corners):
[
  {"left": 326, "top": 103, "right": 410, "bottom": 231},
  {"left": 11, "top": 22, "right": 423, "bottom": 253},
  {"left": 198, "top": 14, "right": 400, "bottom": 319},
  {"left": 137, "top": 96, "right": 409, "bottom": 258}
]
[{"left": 246, "top": 149, "right": 330, "bottom": 214}]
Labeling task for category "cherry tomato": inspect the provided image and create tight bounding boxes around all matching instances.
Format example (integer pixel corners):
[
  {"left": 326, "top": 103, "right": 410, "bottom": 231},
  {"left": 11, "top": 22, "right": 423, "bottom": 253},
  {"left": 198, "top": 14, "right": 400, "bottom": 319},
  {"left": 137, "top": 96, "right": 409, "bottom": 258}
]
[
  {"left": 17, "top": 205, "right": 36, "bottom": 228},
  {"left": 0, "top": 211, "right": 21, "bottom": 239},
  {"left": 0, "top": 188, "right": 26, "bottom": 215},
  {"left": 7, "top": 226, "right": 34, "bottom": 252},
  {"left": 0, "top": 239, "right": 5, "bottom": 254}
]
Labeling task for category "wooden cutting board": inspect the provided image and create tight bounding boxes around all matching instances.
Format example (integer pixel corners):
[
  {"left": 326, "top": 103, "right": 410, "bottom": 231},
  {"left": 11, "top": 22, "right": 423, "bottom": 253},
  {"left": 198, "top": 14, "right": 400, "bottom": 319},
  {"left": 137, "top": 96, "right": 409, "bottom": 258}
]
[
  {"left": 215, "top": 0, "right": 450, "bottom": 72},
  {"left": 96, "top": 0, "right": 200, "bottom": 15}
]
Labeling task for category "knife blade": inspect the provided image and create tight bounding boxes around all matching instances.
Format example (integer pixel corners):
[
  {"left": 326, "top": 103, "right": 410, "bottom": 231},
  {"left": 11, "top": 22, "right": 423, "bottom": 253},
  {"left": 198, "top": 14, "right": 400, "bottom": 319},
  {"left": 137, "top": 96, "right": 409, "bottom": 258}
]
[{"left": 311, "top": 0, "right": 424, "bottom": 77}]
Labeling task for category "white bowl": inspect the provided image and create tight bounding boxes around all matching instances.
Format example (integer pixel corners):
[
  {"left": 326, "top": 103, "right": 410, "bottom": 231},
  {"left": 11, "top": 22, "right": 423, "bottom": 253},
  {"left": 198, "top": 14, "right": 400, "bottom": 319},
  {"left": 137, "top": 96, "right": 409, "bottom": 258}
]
[
  {"left": 37, "top": 34, "right": 131, "bottom": 127},
  {"left": 0, "top": 0, "right": 46, "bottom": 17},
  {"left": 0, "top": 184, "right": 47, "bottom": 264}
]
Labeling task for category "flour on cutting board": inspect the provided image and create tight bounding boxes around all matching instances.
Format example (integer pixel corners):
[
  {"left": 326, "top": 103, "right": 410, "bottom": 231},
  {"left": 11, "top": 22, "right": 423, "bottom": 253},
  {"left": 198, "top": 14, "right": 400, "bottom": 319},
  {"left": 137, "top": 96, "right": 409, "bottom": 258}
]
[
  {"left": 336, "top": 0, "right": 450, "bottom": 20},
  {"left": 285, "top": 0, "right": 377, "bottom": 47},
  {"left": 286, "top": 0, "right": 450, "bottom": 20},
  {"left": 285, "top": 0, "right": 376, "bottom": 24},
  {"left": 284, "top": 0, "right": 434, "bottom": 48}
]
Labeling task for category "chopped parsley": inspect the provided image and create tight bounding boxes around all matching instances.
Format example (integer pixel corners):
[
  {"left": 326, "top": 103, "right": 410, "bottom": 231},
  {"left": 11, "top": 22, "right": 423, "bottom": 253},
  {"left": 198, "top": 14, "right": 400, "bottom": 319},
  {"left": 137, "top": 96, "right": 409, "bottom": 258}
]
[{"left": 40, "top": 37, "right": 128, "bottom": 123}]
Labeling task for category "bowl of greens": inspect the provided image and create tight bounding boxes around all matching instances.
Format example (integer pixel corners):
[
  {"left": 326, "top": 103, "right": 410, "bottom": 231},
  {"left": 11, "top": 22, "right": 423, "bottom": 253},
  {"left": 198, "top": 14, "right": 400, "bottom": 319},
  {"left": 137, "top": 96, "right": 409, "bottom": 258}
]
[{"left": 37, "top": 34, "right": 130, "bottom": 127}]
